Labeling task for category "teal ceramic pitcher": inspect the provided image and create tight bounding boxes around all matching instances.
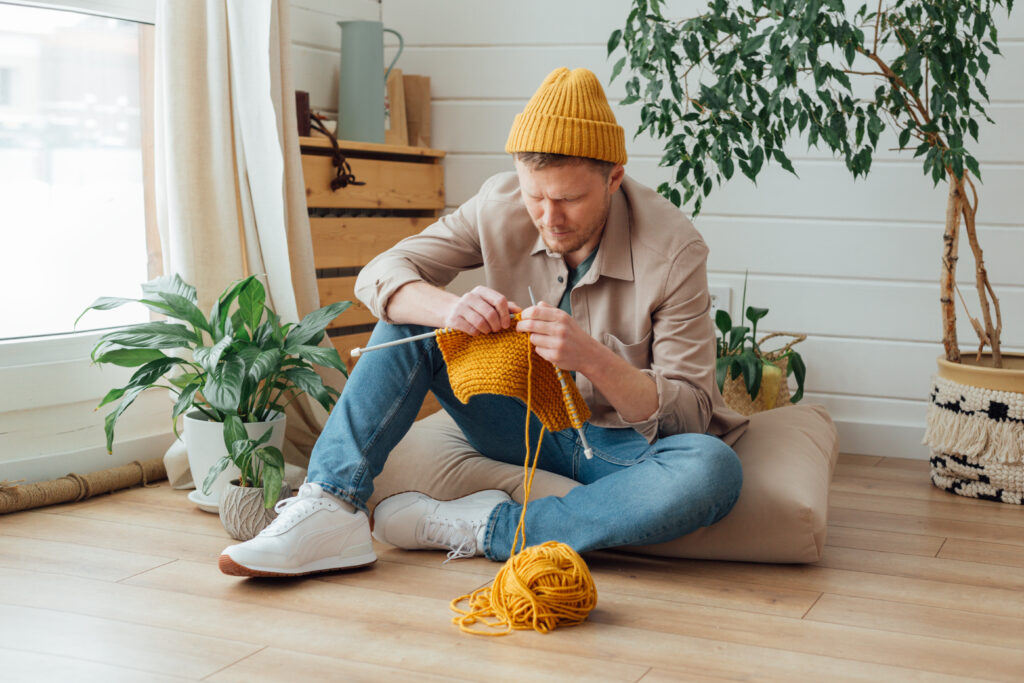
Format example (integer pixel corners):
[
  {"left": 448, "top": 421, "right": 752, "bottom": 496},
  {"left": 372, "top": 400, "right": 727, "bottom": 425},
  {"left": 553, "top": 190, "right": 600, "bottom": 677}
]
[{"left": 337, "top": 21, "right": 404, "bottom": 144}]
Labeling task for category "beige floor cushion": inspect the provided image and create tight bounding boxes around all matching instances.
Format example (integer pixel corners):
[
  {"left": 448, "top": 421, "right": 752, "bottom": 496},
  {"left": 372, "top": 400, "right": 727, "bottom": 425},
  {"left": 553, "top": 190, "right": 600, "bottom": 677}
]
[{"left": 369, "top": 403, "right": 839, "bottom": 563}]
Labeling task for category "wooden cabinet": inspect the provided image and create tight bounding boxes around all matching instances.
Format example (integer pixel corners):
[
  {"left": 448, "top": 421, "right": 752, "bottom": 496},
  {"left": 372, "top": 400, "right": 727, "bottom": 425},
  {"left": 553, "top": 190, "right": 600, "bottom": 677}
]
[{"left": 300, "top": 136, "right": 444, "bottom": 417}]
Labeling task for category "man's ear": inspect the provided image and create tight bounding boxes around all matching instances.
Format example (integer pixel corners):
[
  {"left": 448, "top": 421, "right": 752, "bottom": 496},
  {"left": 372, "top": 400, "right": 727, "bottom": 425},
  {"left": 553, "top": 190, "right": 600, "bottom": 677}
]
[{"left": 608, "top": 164, "right": 625, "bottom": 194}]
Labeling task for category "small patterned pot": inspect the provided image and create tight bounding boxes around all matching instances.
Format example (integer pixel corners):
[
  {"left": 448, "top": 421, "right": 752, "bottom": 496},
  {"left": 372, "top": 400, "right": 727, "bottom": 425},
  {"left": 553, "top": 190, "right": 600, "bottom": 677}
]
[{"left": 219, "top": 480, "right": 293, "bottom": 541}]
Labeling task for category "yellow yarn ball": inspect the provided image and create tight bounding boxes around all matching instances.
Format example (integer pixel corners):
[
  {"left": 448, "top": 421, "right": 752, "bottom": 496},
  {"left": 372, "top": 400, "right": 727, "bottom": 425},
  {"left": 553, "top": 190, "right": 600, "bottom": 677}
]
[{"left": 451, "top": 541, "right": 598, "bottom": 635}]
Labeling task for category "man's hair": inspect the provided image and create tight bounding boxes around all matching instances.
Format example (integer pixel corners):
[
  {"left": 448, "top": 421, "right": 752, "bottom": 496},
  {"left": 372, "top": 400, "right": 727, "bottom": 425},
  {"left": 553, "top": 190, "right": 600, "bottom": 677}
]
[{"left": 514, "top": 152, "right": 616, "bottom": 180}]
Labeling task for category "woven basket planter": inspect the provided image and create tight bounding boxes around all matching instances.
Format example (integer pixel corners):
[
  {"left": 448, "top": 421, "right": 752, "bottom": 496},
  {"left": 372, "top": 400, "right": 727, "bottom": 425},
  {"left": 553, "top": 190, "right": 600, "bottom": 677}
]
[
  {"left": 923, "top": 353, "right": 1024, "bottom": 505},
  {"left": 723, "top": 356, "right": 790, "bottom": 416},
  {"left": 721, "top": 332, "right": 805, "bottom": 416}
]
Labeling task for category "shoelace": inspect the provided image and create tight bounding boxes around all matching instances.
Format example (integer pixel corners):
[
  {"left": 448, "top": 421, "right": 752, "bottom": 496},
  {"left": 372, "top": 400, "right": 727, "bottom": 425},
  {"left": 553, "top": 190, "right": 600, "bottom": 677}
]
[
  {"left": 262, "top": 483, "right": 330, "bottom": 534},
  {"left": 421, "top": 516, "right": 479, "bottom": 563}
]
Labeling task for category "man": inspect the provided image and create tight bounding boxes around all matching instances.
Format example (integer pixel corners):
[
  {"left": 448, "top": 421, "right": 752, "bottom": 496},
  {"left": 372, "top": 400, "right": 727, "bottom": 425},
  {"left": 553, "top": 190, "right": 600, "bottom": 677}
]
[{"left": 219, "top": 67, "right": 748, "bottom": 577}]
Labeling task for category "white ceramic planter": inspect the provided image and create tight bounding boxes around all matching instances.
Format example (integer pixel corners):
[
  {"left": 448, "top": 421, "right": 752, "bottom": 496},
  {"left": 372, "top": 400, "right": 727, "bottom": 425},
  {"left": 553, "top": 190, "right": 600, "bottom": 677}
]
[{"left": 182, "top": 411, "right": 287, "bottom": 513}]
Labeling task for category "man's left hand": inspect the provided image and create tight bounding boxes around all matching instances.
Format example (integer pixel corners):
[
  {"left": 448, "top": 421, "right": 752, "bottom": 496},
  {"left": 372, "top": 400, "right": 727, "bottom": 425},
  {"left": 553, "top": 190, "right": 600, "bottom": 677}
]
[{"left": 516, "top": 301, "right": 598, "bottom": 374}]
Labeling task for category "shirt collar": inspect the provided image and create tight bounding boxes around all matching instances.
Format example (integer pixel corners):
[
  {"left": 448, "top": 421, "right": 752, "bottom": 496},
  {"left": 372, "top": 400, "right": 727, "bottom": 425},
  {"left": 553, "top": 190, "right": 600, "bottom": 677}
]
[{"left": 529, "top": 186, "right": 634, "bottom": 282}]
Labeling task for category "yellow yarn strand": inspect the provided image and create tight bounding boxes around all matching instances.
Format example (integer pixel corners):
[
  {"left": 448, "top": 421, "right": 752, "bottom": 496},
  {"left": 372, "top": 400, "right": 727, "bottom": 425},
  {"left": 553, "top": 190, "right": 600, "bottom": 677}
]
[{"left": 447, "top": 329, "right": 598, "bottom": 636}]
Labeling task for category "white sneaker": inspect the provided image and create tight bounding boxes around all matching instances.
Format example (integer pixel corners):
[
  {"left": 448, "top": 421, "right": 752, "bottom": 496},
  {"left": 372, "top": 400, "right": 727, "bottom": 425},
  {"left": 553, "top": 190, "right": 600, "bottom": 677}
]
[
  {"left": 219, "top": 483, "right": 376, "bottom": 577},
  {"left": 371, "top": 489, "right": 511, "bottom": 562}
]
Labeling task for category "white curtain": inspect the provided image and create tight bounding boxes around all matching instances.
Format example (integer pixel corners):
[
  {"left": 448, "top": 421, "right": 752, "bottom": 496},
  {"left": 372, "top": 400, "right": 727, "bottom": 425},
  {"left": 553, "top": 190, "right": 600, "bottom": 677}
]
[{"left": 154, "top": 0, "right": 340, "bottom": 475}]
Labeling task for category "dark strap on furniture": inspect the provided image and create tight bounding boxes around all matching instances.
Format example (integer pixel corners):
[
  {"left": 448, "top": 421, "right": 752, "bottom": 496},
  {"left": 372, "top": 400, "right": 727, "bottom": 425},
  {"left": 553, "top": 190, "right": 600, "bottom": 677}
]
[{"left": 310, "top": 115, "right": 365, "bottom": 191}]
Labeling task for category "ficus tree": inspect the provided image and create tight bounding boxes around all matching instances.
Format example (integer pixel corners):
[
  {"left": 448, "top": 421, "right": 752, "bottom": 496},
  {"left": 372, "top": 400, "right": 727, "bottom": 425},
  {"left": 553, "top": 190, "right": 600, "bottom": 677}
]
[{"left": 609, "top": 0, "right": 1013, "bottom": 366}]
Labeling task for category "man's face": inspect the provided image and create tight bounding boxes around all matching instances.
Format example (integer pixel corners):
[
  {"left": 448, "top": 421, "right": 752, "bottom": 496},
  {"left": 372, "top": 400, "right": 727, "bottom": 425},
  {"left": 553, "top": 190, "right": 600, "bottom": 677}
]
[{"left": 515, "top": 159, "right": 625, "bottom": 268}]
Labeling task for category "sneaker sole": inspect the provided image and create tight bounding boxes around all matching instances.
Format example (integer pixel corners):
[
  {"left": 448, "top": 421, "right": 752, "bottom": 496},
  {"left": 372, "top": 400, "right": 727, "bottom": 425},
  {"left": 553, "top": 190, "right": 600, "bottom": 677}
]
[{"left": 218, "top": 551, "right": 377, "bottom": 577}]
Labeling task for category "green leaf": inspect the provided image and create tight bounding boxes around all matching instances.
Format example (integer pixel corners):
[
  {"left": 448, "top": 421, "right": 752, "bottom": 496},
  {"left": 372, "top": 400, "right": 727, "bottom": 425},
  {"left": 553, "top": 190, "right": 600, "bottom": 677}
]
[
  {"left": 735, "top": 350, "right": 763, "bottom": 399},
  {"left": 204, "top": 357, "right": 245, "bottom": 415},
  {"left": 237, "top": 278, "right": 266, "bottom": 334},
  {"left": 75, "top": 296, "right": 136, "bottom": 327},
  {"left": 283, "top": 367, "right": 333, "bottom": 412},
  {"left": 607, "top": 29, "right": 623, "bottom": 56},
  {"left": 255, "top": 444, "right": 285, "bottom": 470},
  {"left": 967, "top": 118, "right": 979, "bottom": 141},
  {"left": 248, "top": 349, "right": 285, "bottom": 383},
  {"left": 296, "top": 345, "right": 345, "bottom": 374},
  {"left": 141, "top": 273, "right": 198, "bottom": 305},
  {"left": 728, "top": 326, "right": 750, "bottom": 351},
  {"left": 201, "top": 457, "right": 234, "bottom": 496},
  {"left": 964, "top": 155, "right": 981, "bottom": 180},
  {"left": 715, "top": 309, "right": 733, "bottom": 336},
  {"left": 103, "top": 386, "right": 145, "bottom": 453},
  {"left": 898, "top": 128, "right": 911, "bottom": 149},
  {"left": 285, "top": 302, "right": 352, "bottom": 351},
  {"left": 95, "top": 322, "right": 198, "bottom": 356},
  {"left": 127, "top": 356, "right": 181, "bottom": 388},
  {"left": 252, "top": 425, "right": 275, "bottom": 448},
  {"left": 258, "top": 449, "right": 285, "bottom": 508},
  {"left": 172, "top": 383, "right": 200, "bottom": 421},
  {"left": 194, "top": 336, "right": 233, "bottom": 374},
  {"left": 169, "top": 372, "right": 200, "bottom": 389},
  {"left": 93, "top": 348, "right": 167, "bottom": 367},
  {"left": 221, "top": 415, "right": 248, "bottom": 452},
  {"left": 787, "top": 352, "right": 807, "bottom": 403},
  {"left": 745, "top": 306, "right": 770, "bottom": 325},
  {"left": 209, "top": 275, "right": 258, "bottom": 337},
  {"left": 97, "top": 386, "right": 126, "bottom": 409},
  {"left": 715, "top": 356, "right": 731, "bottom": 392},
  {"left": 771, "top": 149, "right": 797, "bottom": 176},
  {"left": 155, "top": 292, "right": 210, "bottom": 334}
]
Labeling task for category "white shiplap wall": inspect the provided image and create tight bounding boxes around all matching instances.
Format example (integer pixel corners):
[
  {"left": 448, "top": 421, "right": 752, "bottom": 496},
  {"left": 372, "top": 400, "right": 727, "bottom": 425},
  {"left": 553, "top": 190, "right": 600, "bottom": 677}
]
[{"left": 368, "top": 0, "right": 1024, "bottom": 459}]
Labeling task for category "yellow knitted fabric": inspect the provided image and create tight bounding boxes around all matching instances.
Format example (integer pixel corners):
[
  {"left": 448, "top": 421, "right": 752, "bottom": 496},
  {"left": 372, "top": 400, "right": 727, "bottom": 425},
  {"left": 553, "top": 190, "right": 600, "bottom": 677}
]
[
  {"left": 435, "top": 316, "right": 590, "bottom": 433},
  {"left": 505, "top": 67, "right": 628, "bottom": 165}
]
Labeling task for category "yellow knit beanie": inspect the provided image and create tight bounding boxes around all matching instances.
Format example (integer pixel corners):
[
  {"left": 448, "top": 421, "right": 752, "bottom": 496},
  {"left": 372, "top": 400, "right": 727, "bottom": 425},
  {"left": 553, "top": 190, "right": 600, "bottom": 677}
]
[{"left": 506, "top": 67, "right": 627, "bottom": 165}]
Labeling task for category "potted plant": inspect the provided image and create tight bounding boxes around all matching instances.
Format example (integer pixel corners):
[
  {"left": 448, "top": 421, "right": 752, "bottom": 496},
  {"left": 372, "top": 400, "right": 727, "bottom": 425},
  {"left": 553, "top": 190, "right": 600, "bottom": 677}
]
[
  {"left": 206, "top": 419, "right": 291, "bottom": 540},
  {"left": 78, "top": 273, "right": 350, "bottom": 511},
  {"left": 715, "top": 279, "right": 807, "bottom": 416},
  {"left": 610, "top": 0, "right": 1021, "bottom": 502}
]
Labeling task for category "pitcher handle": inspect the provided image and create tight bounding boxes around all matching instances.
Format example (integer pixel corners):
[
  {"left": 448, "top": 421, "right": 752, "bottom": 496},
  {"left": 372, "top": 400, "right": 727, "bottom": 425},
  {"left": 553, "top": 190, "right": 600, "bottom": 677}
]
[{"left": 382, "top": 28, "right": 404, "bottom": 82}]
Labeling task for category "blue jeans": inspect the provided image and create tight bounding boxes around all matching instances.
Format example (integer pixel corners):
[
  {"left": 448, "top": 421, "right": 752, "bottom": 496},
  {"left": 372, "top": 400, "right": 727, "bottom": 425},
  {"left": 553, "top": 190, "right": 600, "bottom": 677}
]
[{"left": 308, "top": 322, "right": 743, "bottom": 561}]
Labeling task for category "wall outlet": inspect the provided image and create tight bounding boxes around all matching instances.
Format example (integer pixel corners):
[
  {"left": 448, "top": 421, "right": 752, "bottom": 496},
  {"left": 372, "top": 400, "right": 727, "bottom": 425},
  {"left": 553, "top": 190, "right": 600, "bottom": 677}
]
[{"left": 709, "top": 284, "right": 731, "bottom": 319}]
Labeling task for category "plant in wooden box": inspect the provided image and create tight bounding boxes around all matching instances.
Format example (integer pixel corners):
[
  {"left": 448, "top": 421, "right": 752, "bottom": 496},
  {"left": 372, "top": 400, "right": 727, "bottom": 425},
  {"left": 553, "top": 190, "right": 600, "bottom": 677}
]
[
  {"left": 715, "top": 280, "right": 807, "bottom": 416},
  {"left": 610, "top": 0, "right": 1022, "bottom": 502},
  {"left": 79, "top": 274, "right": 350, "bottom": 516}
]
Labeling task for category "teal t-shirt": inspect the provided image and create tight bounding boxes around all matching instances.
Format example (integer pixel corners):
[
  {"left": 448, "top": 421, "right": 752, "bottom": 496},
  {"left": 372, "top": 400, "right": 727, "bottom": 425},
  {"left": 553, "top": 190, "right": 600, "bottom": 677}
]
[{"left": 557, "top": 248, "right": 598, "bottom": 315}]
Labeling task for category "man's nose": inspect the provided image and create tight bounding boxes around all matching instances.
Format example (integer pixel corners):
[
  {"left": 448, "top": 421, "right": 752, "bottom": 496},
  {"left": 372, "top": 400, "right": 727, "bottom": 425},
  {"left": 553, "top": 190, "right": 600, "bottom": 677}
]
[{"left": 541, "top": 200, "right": 563, "bottom": 226}]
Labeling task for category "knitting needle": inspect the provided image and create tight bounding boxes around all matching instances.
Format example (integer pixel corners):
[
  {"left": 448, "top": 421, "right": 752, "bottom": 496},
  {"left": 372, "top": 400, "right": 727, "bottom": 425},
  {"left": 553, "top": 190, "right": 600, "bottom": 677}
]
[
  {"left": 528, "top": 287, "right": 594, "bottom": 459},
  {"left": 350, "top": 330, "right": 438, "bottom": 357}
]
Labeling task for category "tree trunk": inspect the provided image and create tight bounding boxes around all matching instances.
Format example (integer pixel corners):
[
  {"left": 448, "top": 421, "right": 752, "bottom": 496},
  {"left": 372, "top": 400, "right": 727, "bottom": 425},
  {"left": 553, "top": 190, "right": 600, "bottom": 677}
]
[
  {"left": 940, "top": 176, "right": 962, "bottom": 363},
  {"left": 959, "top": 174, "right": 1003, "bottom": 368}
]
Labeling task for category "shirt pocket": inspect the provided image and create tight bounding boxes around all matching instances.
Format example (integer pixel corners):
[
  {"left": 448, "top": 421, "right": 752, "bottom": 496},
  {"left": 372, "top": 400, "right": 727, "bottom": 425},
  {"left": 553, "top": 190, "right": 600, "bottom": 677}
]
[{"left": 602, "top": 329, "right": 653, "bottom": 369}]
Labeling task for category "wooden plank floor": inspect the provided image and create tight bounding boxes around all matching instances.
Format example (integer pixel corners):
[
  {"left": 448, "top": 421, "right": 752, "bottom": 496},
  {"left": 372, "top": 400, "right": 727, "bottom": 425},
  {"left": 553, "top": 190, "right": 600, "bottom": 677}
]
[{"left": 2, "top": 454, "right": 1023, "bottom": 682}]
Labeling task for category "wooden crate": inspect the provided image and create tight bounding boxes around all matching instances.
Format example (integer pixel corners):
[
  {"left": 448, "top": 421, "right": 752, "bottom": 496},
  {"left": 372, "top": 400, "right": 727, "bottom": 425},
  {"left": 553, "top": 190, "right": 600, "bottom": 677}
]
[{"left": 303, "top": 136, "right": 445, "bottom": 420}]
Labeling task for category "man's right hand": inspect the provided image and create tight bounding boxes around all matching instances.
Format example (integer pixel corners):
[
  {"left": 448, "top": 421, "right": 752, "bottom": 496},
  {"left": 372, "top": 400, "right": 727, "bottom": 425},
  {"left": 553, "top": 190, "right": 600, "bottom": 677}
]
[{"left": 444, "top": 286, "right": 521, "bottom": 335}]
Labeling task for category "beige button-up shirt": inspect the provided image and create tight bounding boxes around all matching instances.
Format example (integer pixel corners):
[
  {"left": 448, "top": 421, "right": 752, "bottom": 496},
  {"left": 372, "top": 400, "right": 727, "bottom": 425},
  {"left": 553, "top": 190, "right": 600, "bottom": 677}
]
[{"left": 355, "top": 172, "right": 749, "bottom": 447}]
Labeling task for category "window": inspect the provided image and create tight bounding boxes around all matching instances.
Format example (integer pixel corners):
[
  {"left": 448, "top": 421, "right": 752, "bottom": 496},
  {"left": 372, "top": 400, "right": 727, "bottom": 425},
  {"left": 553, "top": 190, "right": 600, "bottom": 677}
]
[
  {"left": 0, "top": 1, "right": 156, "bottom": 341},
  {"left": 0, "top": 67, "right": 12, "bottom": 106}
]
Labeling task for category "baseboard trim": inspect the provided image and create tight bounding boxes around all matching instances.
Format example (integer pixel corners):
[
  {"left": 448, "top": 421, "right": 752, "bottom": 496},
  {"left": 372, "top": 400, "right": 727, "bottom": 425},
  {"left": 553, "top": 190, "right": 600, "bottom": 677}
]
[
  {"left": 0, "top": 432, "right": 177, "bottom": 486},
  {"left": 832, "top": 418, "right": 931, "bottom": 460}
]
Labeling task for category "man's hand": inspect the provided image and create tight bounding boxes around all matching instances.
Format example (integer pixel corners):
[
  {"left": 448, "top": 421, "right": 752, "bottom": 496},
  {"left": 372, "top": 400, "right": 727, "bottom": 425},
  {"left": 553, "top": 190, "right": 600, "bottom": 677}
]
[
  {"left": 445, "top": 286, "right": 522, "bottom": 335},
  {"left": 518, "top": 301, "right": 659, "bottom": 423},
  {"left": 516, "top": 301, "right": 599, "bottom": 373}
]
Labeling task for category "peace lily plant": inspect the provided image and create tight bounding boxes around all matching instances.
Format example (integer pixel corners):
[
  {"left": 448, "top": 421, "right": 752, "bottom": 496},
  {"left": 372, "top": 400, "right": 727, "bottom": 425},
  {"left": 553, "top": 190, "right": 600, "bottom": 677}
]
[{"left": 79, "top": 273, "right": 350, "bottom": 508}]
